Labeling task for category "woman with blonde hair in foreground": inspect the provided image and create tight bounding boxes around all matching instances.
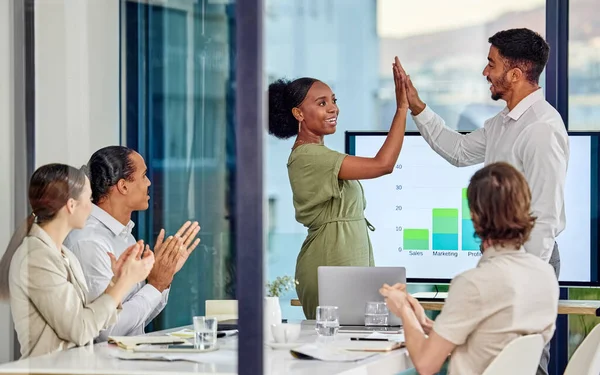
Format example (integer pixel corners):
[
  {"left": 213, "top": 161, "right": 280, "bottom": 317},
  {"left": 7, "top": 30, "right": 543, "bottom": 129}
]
[{"left": 0, "top": 163, "right": 178, "bottom": 358}]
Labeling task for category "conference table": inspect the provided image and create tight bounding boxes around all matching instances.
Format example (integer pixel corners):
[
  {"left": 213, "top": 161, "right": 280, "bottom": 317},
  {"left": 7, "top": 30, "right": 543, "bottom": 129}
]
[
  {"left": 290, "top": 298, "right": 600, "bottom": 316},
  {"left": 0, "top": 321, "right": 412, "bottom": 375},
  {"left": 417, "top": 298, "right": 600, "bottom": 315}
]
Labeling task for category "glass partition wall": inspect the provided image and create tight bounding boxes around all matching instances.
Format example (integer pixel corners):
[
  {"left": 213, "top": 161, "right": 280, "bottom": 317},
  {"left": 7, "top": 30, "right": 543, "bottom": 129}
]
[
  {"left": 265, "top": 0, "right": 546, "bottom": 322},
  {"left": 122, "top": 0, "right": 263, "bottom": 373},
  {"left": 265, "top": 1, "right": 599, "bottom": 375},
  {"left": 122, "top": 0, "right": 237, "bottom": 329}
]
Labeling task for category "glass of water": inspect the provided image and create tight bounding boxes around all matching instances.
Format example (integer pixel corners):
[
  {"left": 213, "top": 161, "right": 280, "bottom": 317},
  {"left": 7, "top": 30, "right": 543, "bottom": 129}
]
[
  {"left": 193, "top": 316, "right": 218, "bottom": 350},
  {"left": 365, "top": 301, "right": 389, "bottom": 326},
  {"left": 315, "top": 306, "right": 339, "bottom": 337}
]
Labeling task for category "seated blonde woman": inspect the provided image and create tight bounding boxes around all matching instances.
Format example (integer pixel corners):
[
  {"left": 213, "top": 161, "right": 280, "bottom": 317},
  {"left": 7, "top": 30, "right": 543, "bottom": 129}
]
[
  {"left": 0, "top": 164, "right": 182, "bottom": 358},
  {"left": 381, "top": 162, "right": 559, "bottom": 375}
]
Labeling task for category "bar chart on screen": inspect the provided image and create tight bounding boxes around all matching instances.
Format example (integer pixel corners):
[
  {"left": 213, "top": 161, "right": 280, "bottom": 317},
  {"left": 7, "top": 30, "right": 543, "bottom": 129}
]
[
  {"left": 398, "top": 192, "right": 480, "bottom": 250},
  {"left": 352, "top": 133, "right": 593, "bottom": 282},
  {"left": 401, "top": 188, "right": 481, "bottom": 252},
  {"left": 357, "top": 136, "right": 485, "bottom": 278}
]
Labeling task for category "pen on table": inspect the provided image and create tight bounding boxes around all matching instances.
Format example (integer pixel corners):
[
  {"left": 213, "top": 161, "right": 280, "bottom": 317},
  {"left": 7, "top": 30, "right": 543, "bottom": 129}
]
[
  {"left": 217, "top": 330, "right": 239, "bottom": 338},
  {"left": 350, "top": 337, "right": 389, "bottom": 341},
  {"left": 139, "top": 340, "right": 186, "bottom": 346}
]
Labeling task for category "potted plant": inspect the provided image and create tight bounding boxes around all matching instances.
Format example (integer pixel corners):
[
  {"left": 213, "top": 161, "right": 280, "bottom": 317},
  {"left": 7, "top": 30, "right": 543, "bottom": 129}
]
[
  {"left": 266, "top": 275, "right": 299, "bottom": 298},
  {"left": 264, "top": 276, "right": 299, "bottom": 341}
]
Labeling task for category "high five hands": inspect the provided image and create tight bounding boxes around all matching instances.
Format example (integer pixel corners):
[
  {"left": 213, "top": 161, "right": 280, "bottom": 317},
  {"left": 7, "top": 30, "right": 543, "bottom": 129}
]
[
  {"left": 393, "top": 56, "right": 409, "bottom": 110},
  {"left": 392, "top": 57, "right": 426, "bottom": 116}
]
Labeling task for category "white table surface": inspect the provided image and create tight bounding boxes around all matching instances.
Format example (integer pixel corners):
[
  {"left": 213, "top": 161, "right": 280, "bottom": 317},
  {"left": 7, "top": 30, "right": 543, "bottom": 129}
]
[{"left": 0, "top": 322, "right": 412, "bottom": 375}]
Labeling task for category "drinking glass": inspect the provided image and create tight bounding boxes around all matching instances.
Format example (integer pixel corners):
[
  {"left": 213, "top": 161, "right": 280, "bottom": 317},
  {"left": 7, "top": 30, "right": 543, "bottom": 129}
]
[
  {"left": 193, "top": 316, "right": 218, "bottom": 350},
  {"left": 365, "top": 301, "right": 389, "bottom": 326},
  {"left": 315, "top": 306, "right": 339, "bottom": 337}
]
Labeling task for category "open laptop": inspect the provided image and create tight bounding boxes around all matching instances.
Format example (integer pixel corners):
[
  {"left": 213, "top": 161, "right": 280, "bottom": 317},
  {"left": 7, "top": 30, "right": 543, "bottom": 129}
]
[{"left": 317, "top": 266, "right": 406, "bottom": 329}]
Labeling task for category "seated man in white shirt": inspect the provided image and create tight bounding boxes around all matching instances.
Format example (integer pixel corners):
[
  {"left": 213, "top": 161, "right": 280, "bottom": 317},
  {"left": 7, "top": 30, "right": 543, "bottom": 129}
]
[
  {"left": 380, "top": 162, "right": 559, "bottom": 375},
  {"left": 65, "top": 146, "right": 201, "bottom": 342}
]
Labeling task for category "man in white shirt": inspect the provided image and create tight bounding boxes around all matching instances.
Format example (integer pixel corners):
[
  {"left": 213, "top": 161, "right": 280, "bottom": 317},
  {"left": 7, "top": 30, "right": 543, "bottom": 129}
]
[
  {"left": 65, "top": 146, "right": 201, "bottom": 342},
  {"left": 397, "top": 29, "right": 567, "bottom": 375},
  {"left": 381, "top": 163, "right": 559, "bottom": 375}
]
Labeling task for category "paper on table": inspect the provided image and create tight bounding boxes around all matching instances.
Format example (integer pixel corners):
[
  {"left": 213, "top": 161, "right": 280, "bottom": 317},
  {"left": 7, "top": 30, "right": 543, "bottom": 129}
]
[
  {"left": 290, "top": 344, "right": 378, "bottom": 362},
  {"left": 107, "top": 336, "right": 189, "bottom": 350},
  {"left": 111, "top": 351, "right": 199, "bottom": 362},
  {"left": 167, "top": 329, "right": 195, "bottom": 339},
  {"left": 168, "top": 329, "right": 239, "bottom": 339},
  {"left": 111, "top": 348, "right": 234, "bottom": 364}
]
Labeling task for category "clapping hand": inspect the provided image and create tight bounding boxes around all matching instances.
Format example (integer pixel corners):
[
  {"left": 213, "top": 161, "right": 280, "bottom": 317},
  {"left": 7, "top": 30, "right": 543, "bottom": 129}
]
[
  {"left": 147, "top": 221, "right": 200, "bottom": 273},
  {"left": 172, "top": 221, "right": 201, "bottom": 273},
  {"left": 146, "top": 235, "right": 183, "bottom": 292},
  {"left": 120, "top": 243, "right": 155, "bottom": 284},
  {"left": 384, "top": 283, "right": 434, "bottom": 334},
  {"left": 109, "top": 241, "right": 155, "bottom": 284},
  {"left": 108, "top": 240, "right": 144, "bottom": 279},
  {"left": 145, "top": 221, "right": 201, "bottom": 292},
  {"left": 379, "top": 283, "right": 409, "bottom": 317}
]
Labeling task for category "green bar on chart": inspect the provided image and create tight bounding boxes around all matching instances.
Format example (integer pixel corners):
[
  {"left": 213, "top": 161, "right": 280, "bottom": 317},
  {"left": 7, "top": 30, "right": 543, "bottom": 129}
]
[
  {"left": 403, "top": 229, "right": 429, "bottom": 250},
  {"left": 432, "top": 208, "right": 458, "bottom": 250},
  {"left": 462, "top": 188, "right": 470, "bottom": 219}
]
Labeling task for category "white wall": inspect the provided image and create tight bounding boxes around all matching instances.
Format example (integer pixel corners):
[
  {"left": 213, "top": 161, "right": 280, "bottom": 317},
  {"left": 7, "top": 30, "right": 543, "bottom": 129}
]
[
  {"left": 0, "top": 0, "right": 15, "bottom": 364},
  {"left": 35, "top": 0, "right": 121, "bottom": 167}
]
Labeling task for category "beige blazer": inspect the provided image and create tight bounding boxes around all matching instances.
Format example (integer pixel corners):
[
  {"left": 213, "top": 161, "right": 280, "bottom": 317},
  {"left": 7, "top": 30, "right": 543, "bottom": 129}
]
[{"left": 9, "top": 224, "right": 119, "bottom": 358}]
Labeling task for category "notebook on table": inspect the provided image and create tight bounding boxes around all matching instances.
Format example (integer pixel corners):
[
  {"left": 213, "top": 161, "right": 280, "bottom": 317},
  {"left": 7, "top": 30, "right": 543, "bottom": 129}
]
[
  {"left": 107, "top": 336, "right": 187, "bottom": 350},
  {"left": 333, "top": 340, "right": 404, "bottom": 352}
]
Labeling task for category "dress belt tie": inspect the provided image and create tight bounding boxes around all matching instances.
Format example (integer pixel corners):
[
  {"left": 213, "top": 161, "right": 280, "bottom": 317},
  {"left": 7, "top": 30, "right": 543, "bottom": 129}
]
[{"left": 309, "top": 217, "right": 375, "bottom": 231}]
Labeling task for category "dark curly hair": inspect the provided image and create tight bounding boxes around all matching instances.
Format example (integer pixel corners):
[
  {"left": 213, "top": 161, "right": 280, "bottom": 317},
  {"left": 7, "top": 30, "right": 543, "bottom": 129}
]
[
  {"left": 467, "top": 162, "right": 536, "bottom": 249},
  {"left": 268, "top": 77, "right": 319, "bottom": 139},
  {"left": 489, "top": 28, "right": 550, "bottom": 84},
  {"left": 87, "top": 146, "right": 136, "bottom": 203}
]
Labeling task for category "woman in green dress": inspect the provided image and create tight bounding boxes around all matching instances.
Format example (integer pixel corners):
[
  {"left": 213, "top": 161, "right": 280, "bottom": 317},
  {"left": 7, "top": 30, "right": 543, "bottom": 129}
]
[{"left": 268, "top": 57, "right": 409, "bottom": 319}]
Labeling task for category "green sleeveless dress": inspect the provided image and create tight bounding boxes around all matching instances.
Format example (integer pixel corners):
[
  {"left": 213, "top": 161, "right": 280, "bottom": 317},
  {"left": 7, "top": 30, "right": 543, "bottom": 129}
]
[{"left": 287, "top": 144, "right": 375, "bottom": 319}]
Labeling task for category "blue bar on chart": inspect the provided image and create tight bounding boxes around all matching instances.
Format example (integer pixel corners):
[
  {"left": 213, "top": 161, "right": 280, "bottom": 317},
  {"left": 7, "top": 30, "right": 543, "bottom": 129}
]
[{"left": 462, "top": 188, "right": 481, "bottom": 251}]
